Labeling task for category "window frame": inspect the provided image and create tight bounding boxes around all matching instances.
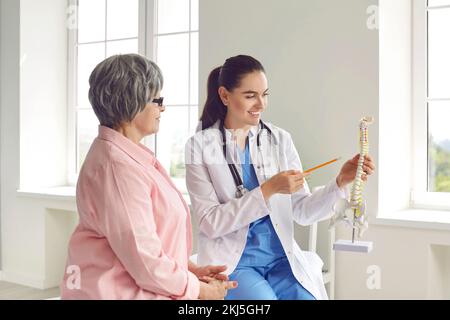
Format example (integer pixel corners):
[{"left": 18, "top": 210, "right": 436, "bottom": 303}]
[
  {"left": 67, "top": 0, "right": 76, "bottom": 185},
  {"left": 411, "top": 0, "right": 450, "bottom": 210},
  {"left": 67, "top": 0, "right": 197, "bottom": 189}
]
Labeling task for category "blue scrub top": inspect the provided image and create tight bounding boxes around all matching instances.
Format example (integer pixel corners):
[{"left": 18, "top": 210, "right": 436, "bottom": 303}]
[{"left": 236, "top": 139, "right": 286, "bottom": 266}]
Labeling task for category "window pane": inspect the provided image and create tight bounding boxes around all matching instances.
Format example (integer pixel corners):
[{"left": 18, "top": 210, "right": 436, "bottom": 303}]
[
  {"left": 78, "top": 43, "right": 106, "bottom": 108},
  {"left": 428, "top": 0, "right": 450, "bottom": 7},
  {"left": 78, "top": 0, "right": 105, "bottom": 43},
  {"left": 428, "top": 101, "right": 450, "bottom": 192},
  {"left": 190, "top": 105, "right": 199, "bottom": 135},
  {"left": 157, "top": 34, "right": 189, "bottom": 105},
  {"left": 191, "top": 0, "right": 199, "bottom": 31},
  {"left": 157, "top": 0, "right": 190, "bottom": 34},
  {"left": 157, "top": 107, "right": 189, "bottom": 179},
  {"left": 107, "top": 0, "right": 139, "bottom": 40},
  {"left": 77, "top": 109, "right": 100, "bottom": 171},
  {"left": 106, "top": 39, "right": 139, "bottom": 57},
  {"left": 428, "top": 8, "right": 450, "bottom": 98},
  {"left": 190, "top": 32, "right": 199, "bottom": 105}
]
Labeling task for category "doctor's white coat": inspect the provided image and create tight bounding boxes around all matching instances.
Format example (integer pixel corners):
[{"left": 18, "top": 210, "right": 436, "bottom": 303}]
[{"left": 185, "top": 121, "right": 347, "bottom": 300}]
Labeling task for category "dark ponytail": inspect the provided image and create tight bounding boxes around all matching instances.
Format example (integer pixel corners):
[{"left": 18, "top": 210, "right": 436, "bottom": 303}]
[
  {"left": 200, "top": 67, "right": 227, "bottom": 130},
  {"left": 200, "top": 55, "right": 265, "bottom": 130}
]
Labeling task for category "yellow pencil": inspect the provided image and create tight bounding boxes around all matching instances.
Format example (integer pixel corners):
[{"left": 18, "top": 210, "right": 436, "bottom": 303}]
[{"left": 304, "top": 157, "right": 341, "bottom": 174}]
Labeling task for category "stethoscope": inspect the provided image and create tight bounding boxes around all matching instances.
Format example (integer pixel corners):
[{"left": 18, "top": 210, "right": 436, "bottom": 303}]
[{"left": 220, "top": 119, "right": 277, "bottom": 198}]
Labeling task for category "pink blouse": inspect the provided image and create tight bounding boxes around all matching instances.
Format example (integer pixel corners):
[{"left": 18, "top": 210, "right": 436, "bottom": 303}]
[{"left": 60, "top": 126, "right": 199, "bottom": 300}]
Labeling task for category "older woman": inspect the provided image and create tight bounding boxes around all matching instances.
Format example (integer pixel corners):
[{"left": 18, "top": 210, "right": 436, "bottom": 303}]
[{"left": 61, "top": 54, "right": 235, "bottom": 300}]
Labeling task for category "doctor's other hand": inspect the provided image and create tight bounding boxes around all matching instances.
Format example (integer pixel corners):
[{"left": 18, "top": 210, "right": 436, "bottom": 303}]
[
  {"left": 336, "top": 154, "right": 375, "bottom": 188},
  {"left": 261, "top": 170, "right": 309, "bottom": 200},
  {"left": 198, "top": 278, "right": 238, "bottom": 300}
]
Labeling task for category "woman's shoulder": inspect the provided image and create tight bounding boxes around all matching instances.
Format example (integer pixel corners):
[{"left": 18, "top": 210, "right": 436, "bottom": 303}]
[{"left": 81, "top": 139, "right": 146, "bottom": 179}]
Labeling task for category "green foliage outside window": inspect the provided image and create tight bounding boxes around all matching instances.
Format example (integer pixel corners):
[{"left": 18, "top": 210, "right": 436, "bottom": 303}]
[{"left": 429, "top": 137, "right": 450, "bottom": 192}]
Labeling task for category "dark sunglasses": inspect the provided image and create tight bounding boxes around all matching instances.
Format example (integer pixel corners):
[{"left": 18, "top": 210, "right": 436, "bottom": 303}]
[{"left": 152, "top": 97, "right": 164, "bottom": 107}]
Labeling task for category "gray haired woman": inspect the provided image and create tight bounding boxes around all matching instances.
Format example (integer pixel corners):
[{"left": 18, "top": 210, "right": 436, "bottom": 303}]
[{"left": 61, "top": 54, "right": 236, "bottom": 300}]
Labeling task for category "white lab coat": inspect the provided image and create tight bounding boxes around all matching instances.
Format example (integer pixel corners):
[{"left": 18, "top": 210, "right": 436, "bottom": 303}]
[{"left": 185, "top": 120, "right": 347, "bottom": 300}]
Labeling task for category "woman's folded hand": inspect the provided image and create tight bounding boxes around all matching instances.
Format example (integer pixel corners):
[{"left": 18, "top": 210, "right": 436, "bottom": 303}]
[{"left": 198, "top": 278, "right": 238, "bottom": 300}]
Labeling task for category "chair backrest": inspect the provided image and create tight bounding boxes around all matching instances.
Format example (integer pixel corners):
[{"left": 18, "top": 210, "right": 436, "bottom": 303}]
[
  {"left": 297, "top": 186, "right": 325, "bottom": 254},
  {"left": 308, "top": 221, "right": 318, "bottom": 253}
]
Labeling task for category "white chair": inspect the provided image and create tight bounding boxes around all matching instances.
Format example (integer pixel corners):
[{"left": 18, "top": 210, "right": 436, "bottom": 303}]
[{"left": 308, "top": 220, "right": 335, "bottom": 299}]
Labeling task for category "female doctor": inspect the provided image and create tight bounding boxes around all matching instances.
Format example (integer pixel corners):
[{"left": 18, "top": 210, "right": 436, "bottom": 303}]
[{"left": 185, "top": 55, "right": 375, "bottom": 300}]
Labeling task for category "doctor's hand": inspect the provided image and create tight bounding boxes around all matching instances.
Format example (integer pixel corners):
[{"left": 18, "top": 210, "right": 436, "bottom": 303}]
[
  {"left": 261, "top": 170, "right": 310, "bottom": 200},
  {"left": 336, "top": 154, "right": 375, "bottom": 188},
  {"left": 198, "top": 278, "right": 238, "bottom": 300}
]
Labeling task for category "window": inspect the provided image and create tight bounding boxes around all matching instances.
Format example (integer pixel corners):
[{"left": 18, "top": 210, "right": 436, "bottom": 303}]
[
  {"left": 411, "top": 0, "right": 450, "bottom": 209},
  {"left": 68, "top": 0, "right": 140, "bottom": 183},
  {"left": 68, "top": 0, "right": 198, "bottom": 191},
  {"left": 427, "top": 0, "right": 450, "bottom": 193},
  {"left": 154, "top": 0, "right": 199, "bottom": 193}
]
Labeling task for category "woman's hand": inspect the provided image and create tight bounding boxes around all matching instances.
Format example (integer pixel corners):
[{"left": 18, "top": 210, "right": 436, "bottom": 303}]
[
  {"left": 336, "top": 154, "right": 375, "bottom": 188},
  {"left": 191, "top": 264, "right": 229, "bottom": 282},
  {"left": 261, "top": 170, "right": 309, "bottom": 200},
  {"left": 198, "top": 278, "right": 238, "bottom": 300}
]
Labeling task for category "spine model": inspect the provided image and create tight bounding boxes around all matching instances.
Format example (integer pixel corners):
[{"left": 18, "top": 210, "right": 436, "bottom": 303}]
[
  {"left": 331, "top": 117, "right": 374, "bottom": 241},
  {"left": 351, "top": 118, "right": 373, "bottom": 214}
]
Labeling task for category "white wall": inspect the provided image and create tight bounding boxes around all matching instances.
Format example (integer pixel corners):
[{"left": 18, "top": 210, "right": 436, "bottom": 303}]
[
  {"left": 200, "top": 0, "right": 379, "bottom": 187},
  {"left": 1, "top": 0, "right": 21, "bottom": 273},
  {"left": 0, "top": 0, "right": 78, "bottom": 289},
  {"left": 199, "top": 0, "right": 450, "bottom": 299},
  {"left": 20, "top": 0, "right": 68, "bottom": 189},
  {"left": 0, "top": 0, "right": 2, "bottom": 273}
]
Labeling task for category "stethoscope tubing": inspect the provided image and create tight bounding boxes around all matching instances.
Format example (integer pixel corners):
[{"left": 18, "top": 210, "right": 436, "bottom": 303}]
[{"left": 220, "top": 120, "right": 274, "bottom": 198}]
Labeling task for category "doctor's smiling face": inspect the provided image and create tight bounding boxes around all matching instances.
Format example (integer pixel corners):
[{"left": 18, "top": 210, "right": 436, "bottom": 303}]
[{"left": 219, "top": 71, "right": 269, "bottom": 129}]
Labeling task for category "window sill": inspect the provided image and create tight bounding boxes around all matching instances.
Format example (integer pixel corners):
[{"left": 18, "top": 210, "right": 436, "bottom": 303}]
[
  {"left": 17, "top": 186, "right": 76, "bottom": 202},
  {"left": 374, "top": 208, "right": 450, "bottom": 231},
  {"left": 16, "top": 187, "right": 192, "bottom": 208},
  {"left": 17, "top": 187, "right": 77, "bottom": 212}
]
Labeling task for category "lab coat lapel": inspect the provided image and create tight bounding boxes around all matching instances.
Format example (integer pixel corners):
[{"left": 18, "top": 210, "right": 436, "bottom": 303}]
[
  {"left": 223, "top": 130, "right": 243, "bottom": 179},
  {"left": 254, "top": 126, "right": 294, "bottom": 251}
]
